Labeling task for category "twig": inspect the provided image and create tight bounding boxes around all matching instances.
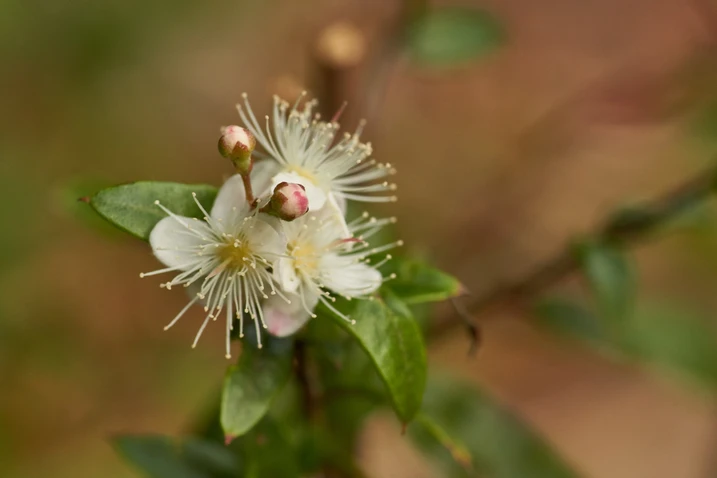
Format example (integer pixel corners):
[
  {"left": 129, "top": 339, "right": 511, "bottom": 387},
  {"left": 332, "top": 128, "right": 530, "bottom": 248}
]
[
  {"left": 294, "top": 339, "right": 318, "bottom": 420},
  {"left": 434, "top": 164, "right": 717, "bottom": 341}
]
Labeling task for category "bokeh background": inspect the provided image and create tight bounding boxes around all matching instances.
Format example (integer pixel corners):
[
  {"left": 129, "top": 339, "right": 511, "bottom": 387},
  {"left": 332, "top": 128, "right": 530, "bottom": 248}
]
[{"left": 3, "top": 0, "right": 717, "bottom": 476}]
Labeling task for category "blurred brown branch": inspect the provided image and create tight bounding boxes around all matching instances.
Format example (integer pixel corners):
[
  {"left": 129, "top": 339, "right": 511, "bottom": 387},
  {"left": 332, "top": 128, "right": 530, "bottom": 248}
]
[{"left": 435, "top": 163, "right": 717, "bottom": 344}]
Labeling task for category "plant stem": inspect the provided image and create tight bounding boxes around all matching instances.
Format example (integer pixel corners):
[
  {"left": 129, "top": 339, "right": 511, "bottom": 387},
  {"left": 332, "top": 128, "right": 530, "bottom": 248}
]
[
  {"left": 434, "top": 164, "right": 717, "bottom": 342},
  {"left": 240, "top": 171, "right": 256, "bottom": 208}
]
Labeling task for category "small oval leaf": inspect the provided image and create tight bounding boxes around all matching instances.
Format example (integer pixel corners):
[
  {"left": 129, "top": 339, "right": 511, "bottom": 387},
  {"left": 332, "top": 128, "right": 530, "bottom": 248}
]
[
  {"left": 385, "top": 257, "right": 463, "bottom": 304},
  {"left": 577, "top": 241, "right": 635, "bottom": 323},
  {"left": 323, "top": 292, "right": 427, "bottom": 422},
  {"left": 220, "top": 339, "right": 293, "bottom": 438},
  {"left": 89, "top": 181, "right": 217, "bottom": 240},
  {"left": 408, "top": 7, "right": 504, "bottom": 67}
]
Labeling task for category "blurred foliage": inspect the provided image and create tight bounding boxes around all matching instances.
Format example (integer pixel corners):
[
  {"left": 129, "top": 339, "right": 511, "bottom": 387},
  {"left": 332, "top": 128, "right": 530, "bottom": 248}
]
[
  {"left": 411, "top": 375, "right": 580, "bottom": 478},
  {"left": 407, "top": 7, "right": 504, "bottom": 67}
]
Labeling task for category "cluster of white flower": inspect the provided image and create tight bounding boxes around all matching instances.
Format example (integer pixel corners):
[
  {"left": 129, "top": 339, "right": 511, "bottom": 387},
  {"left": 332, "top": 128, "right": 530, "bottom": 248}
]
[{"left": 141, "top": 93, "right": 400, "bottom": 357}]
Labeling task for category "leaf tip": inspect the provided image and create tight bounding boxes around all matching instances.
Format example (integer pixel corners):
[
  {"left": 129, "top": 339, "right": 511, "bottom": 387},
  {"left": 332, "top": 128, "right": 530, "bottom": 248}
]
[
  {"left": 224, "top": 434, "right": 235, "bottom": 446},
  {"left": 78, "top": 196, "right": 90, "bottom": 203}
]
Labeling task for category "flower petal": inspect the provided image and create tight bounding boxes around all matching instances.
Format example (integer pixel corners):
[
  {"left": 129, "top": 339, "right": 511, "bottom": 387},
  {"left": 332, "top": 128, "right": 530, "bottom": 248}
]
[
  {"left": 263, "top": 288, "right": 320, "bottom": 337},
  {"left": 247, "top": 217, "right": 286, "bottom": 256},
  {"left": 273, "top": 257, "right": 300, "bottom": 293},
  {"left": 149, "top": 215, "right": 212, "bottom": 270},
  {"left": 271, "top": 171, "right": 327, "bottom": 211},
  {"left": 320, "top": 254, "right": 382, "bottom": 297},
  {"left": 210, "top": 161, "right": 280, "bottom": 222}
]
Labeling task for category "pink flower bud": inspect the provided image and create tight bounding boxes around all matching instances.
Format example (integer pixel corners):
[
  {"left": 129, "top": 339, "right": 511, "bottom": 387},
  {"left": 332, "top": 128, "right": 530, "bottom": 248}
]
[
  {"left": 218, "top": 125, "right": 256, "bottom": 173},
  {"left": 269, "top": 182, "right": 309, "bottom": 221}
]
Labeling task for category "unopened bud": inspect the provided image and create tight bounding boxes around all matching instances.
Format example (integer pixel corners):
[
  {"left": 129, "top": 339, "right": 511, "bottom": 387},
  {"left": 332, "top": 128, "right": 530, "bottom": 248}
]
[
  {"left": 267, "top": 182, "right": 309, "bottom": 221},
  {"left": 218, "top": 125, "right": 256, "bottom": 173}
]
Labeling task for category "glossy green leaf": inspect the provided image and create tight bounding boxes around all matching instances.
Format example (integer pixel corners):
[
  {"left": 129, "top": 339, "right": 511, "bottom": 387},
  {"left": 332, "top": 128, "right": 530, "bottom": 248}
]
[
  {"left": 89, "top": 181, "right": 217, "bottom": 240},
  {"left": 534, "top": 297, "right": 606, "bottom": 344},
  {"left": 384, "top": 257, "right": 463, "bottom": 304},
  {"left": 113, "top": 434, "right": 240, "bottom": 478},
  {"left": 221, "top": 338, "right": 293, "bottom": 439},
  {"left": 323, "top": 292, "right": 427, "bottom": 422},
  {"left": 408, "top": 7, "right": 504, "bottom": 67},
  {"left": 577, "top": 241, "right": 635, "bottom": 322},
  {"left": 619, "top": 303, "right": 717, "bottom": 389},
  {"left": 411, "top": 376, "right": 580, "bottom": 478}
]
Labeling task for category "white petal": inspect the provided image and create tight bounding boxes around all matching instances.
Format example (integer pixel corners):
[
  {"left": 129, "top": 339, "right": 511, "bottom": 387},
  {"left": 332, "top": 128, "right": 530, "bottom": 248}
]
[
  {"left": 247, "top": 217, "right": 285, "bottom": 256},
  {"left": 263, "top": 288, "right": 320, "bottom": 337},
  {"left": 252, "top": 159, "right": 281, "bottom": 198},
  {"left": 210, "top": 174, "right": 248, "bottom": 222},
  {"left": 273, "top": 257, "right": 300, "bottom": 293},
  {"left": 271, "top": 171, "right": 327, "bottom": 211},
  {"left": 326, "top": 193, "right": 351, "bottom": 238},
  {"left": 149, "top": 215, "right": 212, "bottom": 269},
  {"left": 320, "top": 254, "right": 382, "bottom": 297},
  {"left": 210, "top": 162, "right": 280, "bottom": 222}
]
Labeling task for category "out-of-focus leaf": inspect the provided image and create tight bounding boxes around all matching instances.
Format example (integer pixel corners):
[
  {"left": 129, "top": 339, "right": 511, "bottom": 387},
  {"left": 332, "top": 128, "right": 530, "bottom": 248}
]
[
  {"left": 576, "top": 241, "right": 635, "bottom": 322},
  {"left": 238, "top": 418, "right": 300, "bottom": 478},
  {"left": 221, "top": 338, "right": 293, "bottom": 439},
  {"left": 384, "top": 257, "right": 463, "bottom": 304},
  {"left": 89, "top": 182, "right": 217, "bottom": 240},
  {"left": 407, "top": 7, "right": 504, "bottom": 67},
  {"left": 411, "top": 376, "right": 581, "bottom": 478},
  {"left": 322, "top": 292, "right": 427, "bottom": 422},
  {"left": 534, "top": 297, "right": 606, "bottom": 344},
  {"left": 619, "top": 303, "right": 717, "bottom": 389},
  {"left": 113, "top": 434, "right": 240, "bottom": 478}
]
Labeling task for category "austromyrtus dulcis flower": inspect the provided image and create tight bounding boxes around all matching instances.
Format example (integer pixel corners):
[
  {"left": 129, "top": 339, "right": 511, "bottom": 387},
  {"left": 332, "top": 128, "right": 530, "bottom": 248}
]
[{"left": 140, "top": 96, "right": 400, "bottom": 357}]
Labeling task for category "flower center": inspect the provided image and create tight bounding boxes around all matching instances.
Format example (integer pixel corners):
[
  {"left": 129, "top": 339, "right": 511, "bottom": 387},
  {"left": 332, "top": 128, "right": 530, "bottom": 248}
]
[
  {"left": 285, "top": 165, "right": 319, "bottom": 185},
  {"left": 289, "top": 241, "right": 319, "bottom": 277},
  {"left": 218, "top": 238, "right": 253, "bottom": 269}
]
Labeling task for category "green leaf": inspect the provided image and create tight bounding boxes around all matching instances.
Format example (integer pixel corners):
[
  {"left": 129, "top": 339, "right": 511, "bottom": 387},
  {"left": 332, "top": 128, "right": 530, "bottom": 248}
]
[
  {"left": 237, "top": 418, "right": 300, "bottom": 478},
  {"left": 577, "top": 241, "right": 635, "bottom": 322},
  {"left": 411, "top": 376, "right": 580, "bottom": 478},
  {"left": 89, "top": 181, "right": 217, "bottom": 240},
  {"left": 323, "top": 292, "right": 427, "bottom": 422},
  {"left": 534, "top": 297, "right": 606, "bottom": 344},
  {"left": 113, "top": 434, "right": 240, "bottom": 478},
  {"left": 220, "top": 338, "right": 293, "bottom": 439},
  {"left": 619, "top": 303, "right": 717, "bottom": 389},
  {"left": 407, "top": 7, "right": 504, "bottom": 67},
  {"left": 384, "top": 257, "right": 463, "bottom": 304}
]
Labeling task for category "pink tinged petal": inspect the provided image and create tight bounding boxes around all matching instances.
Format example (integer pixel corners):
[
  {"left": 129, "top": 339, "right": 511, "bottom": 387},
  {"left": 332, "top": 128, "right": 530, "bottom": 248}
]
[
  {"left": 271, "top": 171, "right": 327, "bottom": 211},
  {"left": 149, "top": 215, "right": 212, "bottom": 270},
  {"left": 263, "top": 290, "right": 320, "bottom": 337}
]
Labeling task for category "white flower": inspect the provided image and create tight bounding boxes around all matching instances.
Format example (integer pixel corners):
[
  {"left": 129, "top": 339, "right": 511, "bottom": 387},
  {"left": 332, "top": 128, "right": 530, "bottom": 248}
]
[
  {"left": 264, "top": 207, "right": 401, "bottom": 337},
  {"left": 140, "top": 167, "right": 286, "bottom": 357},
  {"left": 236, "top": 93, "right": 398, "bottom": 217}
]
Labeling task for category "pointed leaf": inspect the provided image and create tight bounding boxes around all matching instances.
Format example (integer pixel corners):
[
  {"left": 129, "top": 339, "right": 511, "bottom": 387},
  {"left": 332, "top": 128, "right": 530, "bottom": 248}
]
[
  {"left": 220, "top": 338, "right": 293, "bottom": 438},
  {"left": 577, "top": 241, "right": 635, "bottom": 322},
  {"left": 410, "top": 376, "right": 580, "bottom": 478},
  {"left": 113, "top": 434, "right": 240, "bottom": 478},
  {"left": 385, "top": 257, "right": 463, "bottom": 304},
  {"left": 323, "top": 291, "right": 427, "bottom": 422},
  {"left": 89, "top": 181, "right": 217, "bottom": 240},
  {"left": 408, "top": 7, "right": 504, "bottom": 67}
]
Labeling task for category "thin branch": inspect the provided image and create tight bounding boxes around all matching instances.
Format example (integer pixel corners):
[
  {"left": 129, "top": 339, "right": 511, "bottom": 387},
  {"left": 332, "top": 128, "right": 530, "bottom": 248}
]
[{"left": 434, "top": 164, "right": 717, "bottom": 340}]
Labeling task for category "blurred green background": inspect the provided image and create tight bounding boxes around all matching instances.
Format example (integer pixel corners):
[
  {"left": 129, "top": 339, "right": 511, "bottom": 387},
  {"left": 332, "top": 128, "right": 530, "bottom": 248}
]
[{"left": 4, "top": 0, "right": 717, "bottom": 477}]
